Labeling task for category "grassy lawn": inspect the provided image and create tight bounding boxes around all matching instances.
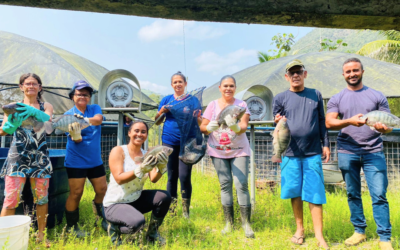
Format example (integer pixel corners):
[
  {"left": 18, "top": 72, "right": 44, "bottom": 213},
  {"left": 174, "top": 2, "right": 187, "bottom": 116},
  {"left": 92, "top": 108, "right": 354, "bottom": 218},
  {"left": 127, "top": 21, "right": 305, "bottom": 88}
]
[{"left": 28, "top": 171, "right": 399, "bottom": 249}]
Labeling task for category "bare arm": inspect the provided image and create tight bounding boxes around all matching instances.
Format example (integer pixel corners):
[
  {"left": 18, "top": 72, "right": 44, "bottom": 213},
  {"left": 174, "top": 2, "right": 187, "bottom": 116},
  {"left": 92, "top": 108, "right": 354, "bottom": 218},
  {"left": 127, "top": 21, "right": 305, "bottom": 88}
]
[
  {"left": 149, "top": 168, "right": 163, "bottom": 183},
  {"left": 109, "top": 146, "right": 138, "bottom": 185},
  {"left": 89, "top": 114, "right": 103, "bottom": 126},
  {"left": 0, "top": 114, "right": 9, "bottom": 136},
  {"left": 325, "top": 112, "right": 366, "bottom": 130},
  {"left": 154, "top": 106, "right": 169, "bottom": 125},
  {"left": 200, "top": 118, "right": 211, "bottom": 135},
  {"left": 44, "top": 102, "right": 54, "bottom": 121}
]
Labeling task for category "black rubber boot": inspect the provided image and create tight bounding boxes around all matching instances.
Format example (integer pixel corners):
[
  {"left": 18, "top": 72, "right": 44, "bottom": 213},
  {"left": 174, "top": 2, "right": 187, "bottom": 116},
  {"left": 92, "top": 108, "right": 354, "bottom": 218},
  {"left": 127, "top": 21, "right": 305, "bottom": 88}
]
[
  {"left": 65, "top": 208, "right": 90, "bottom": 238},
  {"left": 239, "top": 205, "right": 255, "bottom": 238},
  {"left": 182, "top": 198, "right": 190, "bottom": 219},
  {"left": 146, "top": 213, "right": 166, "bottom": 246},
  {"left": 221, "top": 205, "right": 234, "bottom": 235},
  {"left": 169, "top": 197, "right": 178, "bottom": 216},
  {"left": 107, "top": 221, "right": 122, "bottom": 246},
  {"left": 92, "top": 200, "right": 108, "bottom": 231}
]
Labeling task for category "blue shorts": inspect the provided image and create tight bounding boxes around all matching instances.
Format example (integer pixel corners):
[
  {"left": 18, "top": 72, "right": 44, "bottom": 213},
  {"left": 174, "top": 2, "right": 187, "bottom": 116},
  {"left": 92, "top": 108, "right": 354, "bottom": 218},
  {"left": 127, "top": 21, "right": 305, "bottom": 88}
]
[{"left": 280, "top": 154, "right": 326, "bottom": 205}]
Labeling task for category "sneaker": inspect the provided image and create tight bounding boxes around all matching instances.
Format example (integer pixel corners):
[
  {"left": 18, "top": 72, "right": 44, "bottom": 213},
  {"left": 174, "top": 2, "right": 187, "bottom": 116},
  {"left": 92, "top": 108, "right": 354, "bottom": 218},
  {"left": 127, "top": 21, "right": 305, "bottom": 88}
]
[{"left": 344, "top": 232, "right": 366, "bottom": 246}]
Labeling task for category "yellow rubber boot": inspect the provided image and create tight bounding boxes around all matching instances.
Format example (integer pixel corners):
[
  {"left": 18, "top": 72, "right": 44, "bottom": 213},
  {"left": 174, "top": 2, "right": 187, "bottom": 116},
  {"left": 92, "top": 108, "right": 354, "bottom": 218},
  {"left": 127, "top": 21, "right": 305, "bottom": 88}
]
[
  {"left": 379, "top": 241, "right": 394, "bottom": 250},
  {"left": 344, "top": 232, "right": 367, "bottom": 246}
]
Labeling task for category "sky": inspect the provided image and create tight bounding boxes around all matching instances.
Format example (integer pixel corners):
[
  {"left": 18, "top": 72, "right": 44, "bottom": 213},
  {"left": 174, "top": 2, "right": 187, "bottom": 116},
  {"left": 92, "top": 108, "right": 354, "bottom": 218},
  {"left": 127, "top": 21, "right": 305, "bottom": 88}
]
[{"left": 0, "top": 5, "right": 314, "bottom": 95}]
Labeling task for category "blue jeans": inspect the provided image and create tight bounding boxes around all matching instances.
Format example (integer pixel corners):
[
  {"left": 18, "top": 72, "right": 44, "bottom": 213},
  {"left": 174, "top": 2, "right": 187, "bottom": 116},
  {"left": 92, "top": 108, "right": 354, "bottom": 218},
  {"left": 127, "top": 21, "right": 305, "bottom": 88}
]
[{"left": 338, "top": 152, "right": 391, "bottom": 241}]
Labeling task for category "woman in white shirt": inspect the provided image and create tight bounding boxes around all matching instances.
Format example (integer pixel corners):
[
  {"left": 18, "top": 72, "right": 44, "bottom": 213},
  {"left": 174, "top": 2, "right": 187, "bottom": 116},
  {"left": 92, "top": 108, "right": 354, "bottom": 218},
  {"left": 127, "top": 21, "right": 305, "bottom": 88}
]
[{"left": 103, "top": 120, "right": 171, "bottom": 246}]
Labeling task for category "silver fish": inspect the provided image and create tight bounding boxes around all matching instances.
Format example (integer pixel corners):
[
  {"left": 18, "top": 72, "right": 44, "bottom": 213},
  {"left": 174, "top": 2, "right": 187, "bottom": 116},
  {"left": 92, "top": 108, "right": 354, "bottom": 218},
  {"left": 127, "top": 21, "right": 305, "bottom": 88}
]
[
  {"left": 2, "top": 103, "right": 44, "bottom": 133},
  {"left": 361, "top": 111, "right": 400, "bottom": 130},
  {"left": 216, "top": 105, "right": 246, "bottom": 129},
  {"left": 271, "top": 117, "right": 291, "bottom": 163},
  {"left": 134, "top": 145, "right": 173, "bottom": 164},
  {"left": 44, "top": 115, "right": 91, "bottom": 135},
  {"left": 179, "top": 137, "right": 206, "bottom": 164}
]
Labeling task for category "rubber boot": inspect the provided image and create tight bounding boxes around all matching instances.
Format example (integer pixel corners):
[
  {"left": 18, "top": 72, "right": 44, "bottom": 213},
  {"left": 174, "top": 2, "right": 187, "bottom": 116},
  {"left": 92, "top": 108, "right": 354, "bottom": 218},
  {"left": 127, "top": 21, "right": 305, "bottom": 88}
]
[
  {"left": 107, "top": 221, "right": 122, "bottom": 246},
  {"left": 239, "top": 205, "right": 255, "bottom": 238},
  {"left": 65, "top": 208, "right": 90, "bottom": 238},
  {"left": 182, "top": 198, "right": 190, "bottom": 219},
  {"left": 169, "top": 197, "right": 178, "bottom": 216},
  {"left": 92, "top": 200, "right": 108, "bottom": 232},
  {"left": 146, "top": 213, "right": 166, "bottom": 246},
  {"left": 221, "top": 205, "right": 234, "bottom": 235}
]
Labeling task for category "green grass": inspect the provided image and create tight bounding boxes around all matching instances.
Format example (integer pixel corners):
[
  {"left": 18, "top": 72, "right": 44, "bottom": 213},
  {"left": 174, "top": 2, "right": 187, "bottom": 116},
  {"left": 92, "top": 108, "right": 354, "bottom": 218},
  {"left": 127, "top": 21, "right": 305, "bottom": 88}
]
[{"left": 29, "top": 171, "right": 399, "bottom": 249}]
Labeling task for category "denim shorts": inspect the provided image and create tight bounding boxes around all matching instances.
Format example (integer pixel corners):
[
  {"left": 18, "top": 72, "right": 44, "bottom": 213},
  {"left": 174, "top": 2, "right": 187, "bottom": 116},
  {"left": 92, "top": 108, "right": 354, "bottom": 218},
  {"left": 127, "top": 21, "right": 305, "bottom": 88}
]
[{"left": 280, "top": 154, "right": 326, "bottom": 205}]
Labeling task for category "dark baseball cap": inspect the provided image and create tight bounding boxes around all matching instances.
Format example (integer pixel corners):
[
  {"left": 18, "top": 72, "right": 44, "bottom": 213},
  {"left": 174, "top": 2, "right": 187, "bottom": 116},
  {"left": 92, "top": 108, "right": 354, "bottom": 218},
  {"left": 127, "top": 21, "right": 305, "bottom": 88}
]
[{"left": 69, "top": 80, "right": 94, "bottom": 99}]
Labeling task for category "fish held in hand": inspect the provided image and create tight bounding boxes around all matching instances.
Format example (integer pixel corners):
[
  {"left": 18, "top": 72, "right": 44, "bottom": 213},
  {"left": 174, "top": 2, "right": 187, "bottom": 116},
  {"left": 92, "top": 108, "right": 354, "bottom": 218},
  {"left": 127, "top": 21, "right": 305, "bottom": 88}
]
[
  {"left": 361, "top": 111, "right": 400, "bottom": 130},
  {"left": 44, "top": 115, "right": 91, "bottom": 135},
  {"left": 216, "top": 105, "right": 246, "bottom": 129},
  {"left": 179, "top": 137, "right": 206, "bottom": 165},
  {"left": 2, "top": 103, "right": 44, "bottom": 132},
  {"left": 271, "top": 117, "right": 291, "bottom": 163},
  {"left": 134, "top": 145, "right": 173, "bottom": 164}
]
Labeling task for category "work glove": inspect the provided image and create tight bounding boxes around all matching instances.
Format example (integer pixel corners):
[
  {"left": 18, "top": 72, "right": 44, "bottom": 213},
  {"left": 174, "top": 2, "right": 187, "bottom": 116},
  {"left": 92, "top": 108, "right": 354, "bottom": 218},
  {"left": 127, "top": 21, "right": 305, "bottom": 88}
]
[
  {"left": 68, "top": 122, "right": 82, "bottom": 141},
  {"left": 2, "top": 113, "right": 23, "bottom": 135},
  {"left": 155, "top": 151, "right": 168, "bottom": 174},
  {"left": 134, "top": 155, "right": 157, "bottom": 179},
  {"left": 16, "top": 103, "right": 50, "bottom": 122},
  {"left": 225, "top": 114, "right": 241, "bottom": 133},
  {"left": 206, "top": 120, "right": 219, "bottom": 133},
  {"left": 74, "top": 114, "right": 91, "bottom": 125}
]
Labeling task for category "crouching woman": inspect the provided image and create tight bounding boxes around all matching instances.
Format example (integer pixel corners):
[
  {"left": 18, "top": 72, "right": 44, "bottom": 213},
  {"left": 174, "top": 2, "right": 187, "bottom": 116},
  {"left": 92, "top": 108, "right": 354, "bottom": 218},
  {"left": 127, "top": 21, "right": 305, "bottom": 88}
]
[{"left": 103, "top": 120, "right": 171, "bottom": 245}]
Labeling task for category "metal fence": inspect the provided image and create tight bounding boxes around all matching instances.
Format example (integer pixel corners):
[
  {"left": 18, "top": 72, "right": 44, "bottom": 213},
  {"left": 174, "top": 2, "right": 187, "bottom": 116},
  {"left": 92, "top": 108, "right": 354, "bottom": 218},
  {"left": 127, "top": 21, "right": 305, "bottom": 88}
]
[{"left": 194, "top": 129, "right": 400, "bottom": 189}]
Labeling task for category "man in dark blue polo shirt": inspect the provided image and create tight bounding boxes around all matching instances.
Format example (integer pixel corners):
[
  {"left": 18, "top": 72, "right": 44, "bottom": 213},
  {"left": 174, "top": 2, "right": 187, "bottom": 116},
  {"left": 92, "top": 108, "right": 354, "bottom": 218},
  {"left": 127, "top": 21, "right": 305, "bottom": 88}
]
[{"left": 273, "top": 59, "right": 330, "bottom": 249}]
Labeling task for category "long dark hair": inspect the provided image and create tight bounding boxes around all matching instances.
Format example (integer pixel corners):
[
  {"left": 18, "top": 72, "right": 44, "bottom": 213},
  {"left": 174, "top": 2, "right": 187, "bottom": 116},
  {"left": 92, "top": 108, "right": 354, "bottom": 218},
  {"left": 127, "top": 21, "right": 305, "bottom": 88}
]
[{"left": 19, "top": 73, "right": 43, "bottom": 102}]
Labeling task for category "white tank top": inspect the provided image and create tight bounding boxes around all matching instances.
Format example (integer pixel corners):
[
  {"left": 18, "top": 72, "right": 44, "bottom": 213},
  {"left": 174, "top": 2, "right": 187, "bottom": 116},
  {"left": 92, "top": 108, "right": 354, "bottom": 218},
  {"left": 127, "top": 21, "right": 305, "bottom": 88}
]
[{"left": 103, "top": 146, "right": 148, "bottom": 207}]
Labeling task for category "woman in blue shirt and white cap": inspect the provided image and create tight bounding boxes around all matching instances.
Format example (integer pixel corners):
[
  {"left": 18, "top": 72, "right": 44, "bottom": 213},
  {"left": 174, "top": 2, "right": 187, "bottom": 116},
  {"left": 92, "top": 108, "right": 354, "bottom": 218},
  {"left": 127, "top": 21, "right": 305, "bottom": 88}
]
[{"left": 64, "top": 80, "right": 107, "bottom": 237}]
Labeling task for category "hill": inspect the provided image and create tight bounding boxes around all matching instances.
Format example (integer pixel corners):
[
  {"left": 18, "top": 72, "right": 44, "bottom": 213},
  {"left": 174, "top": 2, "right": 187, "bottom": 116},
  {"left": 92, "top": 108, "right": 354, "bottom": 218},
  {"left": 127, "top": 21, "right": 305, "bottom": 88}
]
[{"left": 292, "top": 28, "right": 385, "bottom": 54}]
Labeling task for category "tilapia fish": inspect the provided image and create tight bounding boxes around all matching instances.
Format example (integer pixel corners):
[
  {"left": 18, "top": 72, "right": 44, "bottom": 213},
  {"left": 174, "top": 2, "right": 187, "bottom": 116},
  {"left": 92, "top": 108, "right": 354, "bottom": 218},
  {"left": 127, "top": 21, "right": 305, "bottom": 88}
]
[
  {"left": 134, "top": 145, "right": 173, "bottom": 164},
  {"left": 2, "top": 103, "right": 44, "bottom": 132},
  {"left": 271, "top": 117, "right": 290, "bottom": 163},
  {"left": 179, "top": 137, "right": 207, "bottom": 165},
  {"left": 44, "top": 115, "right": 91, "bottom": 135},
  {"left": 216, "top": 105, "right": 246, "bottom": 129},
  {"left": 361, "top": 111, "right": 400, "bottom": 130}
]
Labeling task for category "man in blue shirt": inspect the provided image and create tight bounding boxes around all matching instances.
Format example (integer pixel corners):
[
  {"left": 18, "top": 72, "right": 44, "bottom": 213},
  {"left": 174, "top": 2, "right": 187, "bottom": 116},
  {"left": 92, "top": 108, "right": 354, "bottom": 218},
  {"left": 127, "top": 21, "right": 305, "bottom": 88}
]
[
  {"left": 273, "top": 59, "right": 330, "bottom": 249},
  {"left": 326, "top": 58, "right": 393, "bottom": 250}
]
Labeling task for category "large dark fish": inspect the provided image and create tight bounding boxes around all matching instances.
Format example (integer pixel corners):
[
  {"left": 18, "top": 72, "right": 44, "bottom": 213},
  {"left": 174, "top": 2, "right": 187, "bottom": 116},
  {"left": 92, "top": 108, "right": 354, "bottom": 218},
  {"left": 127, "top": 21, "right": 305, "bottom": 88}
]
[
  {"left": 44, "top": 115, "right": 91, "bottom": 135},
  {"left": 216, "top": 105, "right": 246, "bottom": 129},
  {"left": 2, "top": 103, "right": 44, "bottom": 133},
  {"left": 134, "top": 145, "right": 173, "bottom": 164},
  {"left": 361, "top": 111, "right": 400, "bottom": 130},
  {"left": 179, "top": 137, "right": 206, "bottom": 165},
  {"left": 271, "top": 117, "right": 290, "bottom": 163}
]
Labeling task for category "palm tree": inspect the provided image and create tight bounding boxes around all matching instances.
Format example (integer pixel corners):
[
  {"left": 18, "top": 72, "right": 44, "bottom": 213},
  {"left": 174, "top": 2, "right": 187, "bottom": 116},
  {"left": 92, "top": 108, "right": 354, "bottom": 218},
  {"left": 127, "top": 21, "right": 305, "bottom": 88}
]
[
  {"left": 357, "top": 30, "right": 400, "bottom": 64},
  {"left": 257, "top": 52, "right": 271, "bottom": 63}
]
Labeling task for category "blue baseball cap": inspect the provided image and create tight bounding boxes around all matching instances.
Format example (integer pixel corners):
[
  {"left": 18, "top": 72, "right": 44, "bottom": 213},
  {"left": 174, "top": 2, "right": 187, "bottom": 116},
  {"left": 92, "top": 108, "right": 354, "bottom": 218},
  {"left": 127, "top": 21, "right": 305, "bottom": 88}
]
[{"left": 69, "top": 80, "right": 94, "bottom": 99}]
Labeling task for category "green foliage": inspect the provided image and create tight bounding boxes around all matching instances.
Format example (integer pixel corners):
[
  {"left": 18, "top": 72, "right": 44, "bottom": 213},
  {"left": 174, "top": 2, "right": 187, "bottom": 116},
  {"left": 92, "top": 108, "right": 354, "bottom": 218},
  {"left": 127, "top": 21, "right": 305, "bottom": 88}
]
[
  {"left": 27, "top": 171, "right": 400, "bottom": 249},
  {"left": 257, "top": 51, "right": 271, "bottom": 63},
  {"left": 388, "top": 98, "right": 400, "bottom": 117},
  {"left": 357, "top": 40, "right": 400, "bottom": 64},
  {"left": 320, "top": 38, "right": 348, "bottom": 52},
  {"left": 379, "top": 30, "right": 400, "bottom": 41},
  {"left": 258, "top": 33, "right": 294, "bottom": 63}
]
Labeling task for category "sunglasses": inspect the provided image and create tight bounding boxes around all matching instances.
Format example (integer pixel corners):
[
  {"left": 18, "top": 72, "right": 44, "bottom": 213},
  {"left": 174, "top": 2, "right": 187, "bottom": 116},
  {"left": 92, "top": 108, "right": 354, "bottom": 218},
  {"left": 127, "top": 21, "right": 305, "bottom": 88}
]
[{"left": 287, "top": 70, "right": 304, "bottom": 77}]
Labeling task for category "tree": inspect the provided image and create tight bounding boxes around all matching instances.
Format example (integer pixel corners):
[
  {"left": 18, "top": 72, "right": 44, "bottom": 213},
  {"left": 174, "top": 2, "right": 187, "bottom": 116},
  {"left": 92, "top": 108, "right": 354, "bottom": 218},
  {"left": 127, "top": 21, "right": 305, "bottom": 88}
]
[
  {"left": 257, "top": 52, "right": 271, "bottom": 63},
  {"left": 258, "top": 33, "right": 295, "bottom": 63},
  {"left": 357, "top": 30, "right": 400, "bottom": 64},
  {"left": 320, "top": 39, "right": 348, "bottom": 51}
]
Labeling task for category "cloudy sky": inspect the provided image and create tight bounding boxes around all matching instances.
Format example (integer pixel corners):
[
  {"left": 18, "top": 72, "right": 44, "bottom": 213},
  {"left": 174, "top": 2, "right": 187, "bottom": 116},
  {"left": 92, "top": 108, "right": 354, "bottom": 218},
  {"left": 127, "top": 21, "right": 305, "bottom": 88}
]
[{"left": 0, "top": 5, "right": 313, "bottom": 94}]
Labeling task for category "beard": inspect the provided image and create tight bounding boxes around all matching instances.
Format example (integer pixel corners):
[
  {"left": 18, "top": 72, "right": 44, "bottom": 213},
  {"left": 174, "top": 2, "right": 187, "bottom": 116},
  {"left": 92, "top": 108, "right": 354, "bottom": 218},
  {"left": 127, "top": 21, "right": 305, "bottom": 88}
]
[{"left": 346, "top": 75, "right": 363, "bottom": 87}]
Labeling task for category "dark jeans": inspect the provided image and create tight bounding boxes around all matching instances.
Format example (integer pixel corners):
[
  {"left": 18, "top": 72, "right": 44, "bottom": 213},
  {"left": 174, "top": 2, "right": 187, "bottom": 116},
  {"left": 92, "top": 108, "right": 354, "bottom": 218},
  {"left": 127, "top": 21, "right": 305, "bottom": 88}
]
[
  {"left": 163, "top": 143, "right": 193, "bottom": 200},
  {"left": 104, "top": 190, "right": 171, "bottom": 234},
  {"left": 338, "top": 152, "right": 391, "bottom": 241}
]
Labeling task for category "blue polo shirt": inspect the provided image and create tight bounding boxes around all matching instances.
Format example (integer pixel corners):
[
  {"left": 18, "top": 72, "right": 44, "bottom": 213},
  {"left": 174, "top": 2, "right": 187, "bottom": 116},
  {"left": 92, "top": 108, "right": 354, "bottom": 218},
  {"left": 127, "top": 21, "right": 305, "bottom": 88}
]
[
  {"left": 159, "top": 94, "right": 201, "bottom": 146},
  {"left": 64, "top": 104, "right": 103, "bottom": 169}
]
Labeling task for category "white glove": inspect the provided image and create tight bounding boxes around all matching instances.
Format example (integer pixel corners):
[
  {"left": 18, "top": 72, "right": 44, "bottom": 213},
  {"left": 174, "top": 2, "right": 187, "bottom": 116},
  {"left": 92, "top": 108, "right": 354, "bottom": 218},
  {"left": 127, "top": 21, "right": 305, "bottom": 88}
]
[
  {"left": 134, "top": 155, "right": 157, "bottom": 179},
  {"left": 206, "top": 120, "right": 219, "bottom": 133},
  {"left": 155, "top": 152, "right": 168, "bottom": 174},
  {"left": 74, "top": 114, "right": 91, "bottom": 125},
  {"left": 225, "top": 114, "right": 241, "bottom": 133},
  {"left": 68, "top": 122, "right": 82, "bottom": 141}
]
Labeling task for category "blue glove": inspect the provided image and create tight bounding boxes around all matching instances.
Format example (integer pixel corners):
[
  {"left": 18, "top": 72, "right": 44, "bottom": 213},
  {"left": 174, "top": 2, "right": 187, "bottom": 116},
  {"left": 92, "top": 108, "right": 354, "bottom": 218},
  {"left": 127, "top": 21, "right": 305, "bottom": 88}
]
[
  {"left": 16, "top": 103, "right": 50, "bottom": 122},
  {"left": 2, "top": 113, "right": 23, "bottom": 135}
]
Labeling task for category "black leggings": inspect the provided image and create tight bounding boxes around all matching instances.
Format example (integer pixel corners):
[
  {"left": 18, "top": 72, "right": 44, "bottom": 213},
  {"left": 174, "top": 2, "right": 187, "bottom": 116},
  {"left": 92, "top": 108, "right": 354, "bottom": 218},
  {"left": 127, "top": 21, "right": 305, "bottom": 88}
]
[
  {"left": 163, "top": 143, "right": 193, "bottom": 200},
  {"left": 104, "top": 190, "right": 171, "bottom": 234}
]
